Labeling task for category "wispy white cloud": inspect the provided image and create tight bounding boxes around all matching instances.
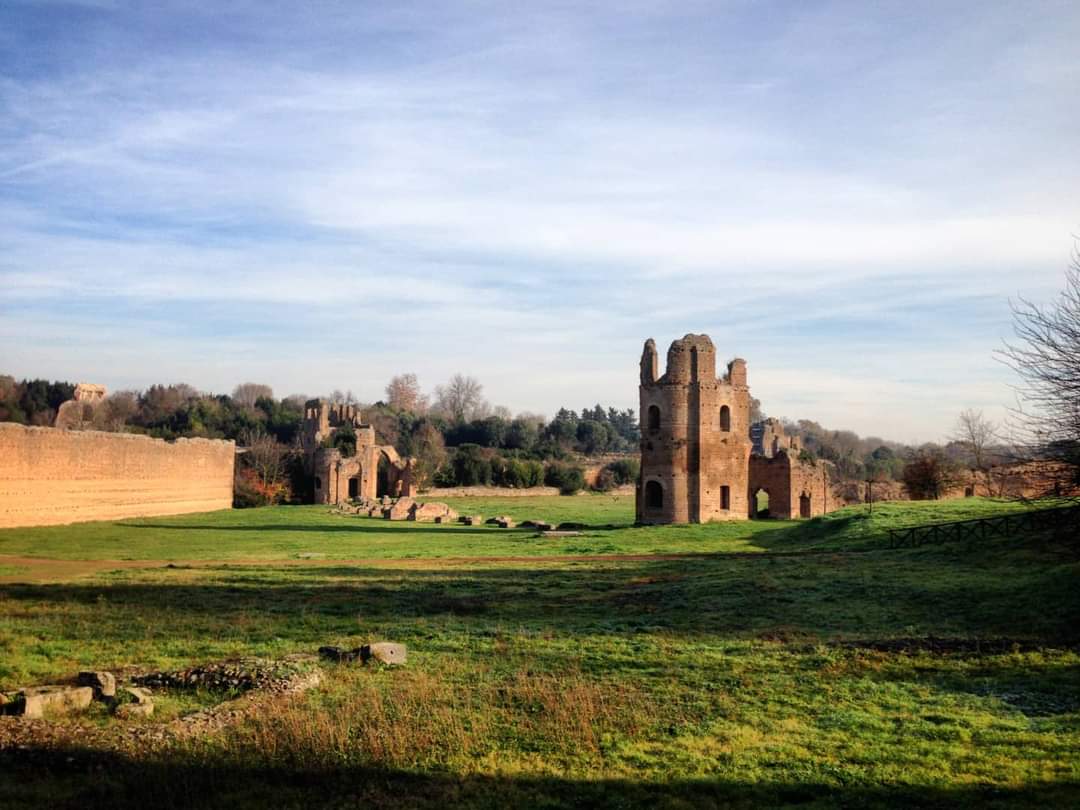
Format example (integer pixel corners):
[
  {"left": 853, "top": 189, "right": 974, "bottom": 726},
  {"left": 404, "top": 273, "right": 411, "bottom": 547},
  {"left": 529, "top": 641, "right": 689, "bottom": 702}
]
[{"left": 1, "top": 0, "right": 1078, "bottom": 441}]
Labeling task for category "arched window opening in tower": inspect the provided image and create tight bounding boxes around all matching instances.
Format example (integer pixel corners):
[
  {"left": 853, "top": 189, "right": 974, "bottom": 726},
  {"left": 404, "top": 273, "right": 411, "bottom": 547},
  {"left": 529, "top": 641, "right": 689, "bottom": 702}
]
[{"left": 645, "top": 480, "right": 663, "bottom": 509}]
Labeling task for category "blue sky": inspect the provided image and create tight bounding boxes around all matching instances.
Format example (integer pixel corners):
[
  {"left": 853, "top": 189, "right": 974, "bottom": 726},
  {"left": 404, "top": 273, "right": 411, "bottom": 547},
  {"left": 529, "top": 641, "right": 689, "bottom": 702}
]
[{"left": 2, "top": 0, "right": 1078, "bottom": 442}]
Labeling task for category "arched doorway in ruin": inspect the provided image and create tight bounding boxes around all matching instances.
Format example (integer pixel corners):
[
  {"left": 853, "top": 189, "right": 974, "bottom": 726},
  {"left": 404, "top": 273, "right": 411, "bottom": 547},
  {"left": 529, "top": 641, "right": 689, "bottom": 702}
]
[
  {"left": 348, "top": 476, "right": 361, "bottom": 500},
  {"left": 799, "top": 492, "right": 811, "bottom": 518},
  {"left": 753, "top": 487, "right": 770, "bottom": 518},
  {"left": 644, "top": 479, "right": 664, "bottom": 510},
  {"left": 376, "top": 451, "right": 393, "bottom": 499}
]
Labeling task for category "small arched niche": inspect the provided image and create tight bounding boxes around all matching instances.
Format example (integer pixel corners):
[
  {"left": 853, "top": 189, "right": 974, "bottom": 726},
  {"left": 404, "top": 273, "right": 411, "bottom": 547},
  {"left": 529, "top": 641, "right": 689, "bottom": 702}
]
[
  {"left": 647, "top": 405, "right": 661, "bottom": 432},
  {"left": 644, "top": 480, "right": 664, "bottom": 510},
  {"left": 719, "top": 405, "right": 731, "bottom": 432}
]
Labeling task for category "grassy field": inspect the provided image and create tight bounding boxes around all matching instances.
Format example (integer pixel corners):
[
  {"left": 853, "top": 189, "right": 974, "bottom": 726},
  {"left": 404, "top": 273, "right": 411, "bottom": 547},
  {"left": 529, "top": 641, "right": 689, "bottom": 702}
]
[
  {"left": 0, "top": 496, "right": 1077, "bottom": 808},
  {"left": 0, "top": 494, "right": 1050, "bottom": 561}
]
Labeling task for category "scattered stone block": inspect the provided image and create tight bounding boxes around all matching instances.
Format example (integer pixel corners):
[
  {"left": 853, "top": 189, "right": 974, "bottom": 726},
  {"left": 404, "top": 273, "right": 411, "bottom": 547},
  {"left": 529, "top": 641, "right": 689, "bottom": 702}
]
[
  {"left": 534, "top": 522, "right": 554, "bottom": 532},
  {"left": 78, "top": 670, "right": 116, "bottom": 699},
  {"left": 384, "top": 497, "right": 416, "bottom": 520},
  {"left": 126, "top": 686, "right": 153, "bottom": 703},
  {"left": 557, "top": 522, "right": 587, "bottom": 531},
  {"left": 16, "top": 686, "right": 93, "bottom": 719},
  {"left": 115, "top": 685, "right": 155, "bottom": 718},
  {"left": 116, "top": 687, "right": 154, "bottom": 719},
  {"left": 410, "top": 502, "right": 456, "bottom": 523},
  {"left": 362, "top": 642, "right": 406, "bottom": 665},
  {"left": 496, "top": 516, "right": 516, "bottom": 529}
]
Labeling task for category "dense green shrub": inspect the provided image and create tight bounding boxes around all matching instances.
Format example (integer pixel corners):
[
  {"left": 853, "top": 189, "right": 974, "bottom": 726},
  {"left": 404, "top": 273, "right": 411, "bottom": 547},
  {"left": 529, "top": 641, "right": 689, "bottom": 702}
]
[
  {"left": 329, "top": 423, "right": 357, "bottom": 457},
  {"left": 605, "top": 458, "right": 640, "bottom": 486},
  {"left": 544, "top": 462, "right": 585, "bottom": 495},
  {"left": 592, "top": 468, "right": 617, "bottom": 492},
  {"left": 451, "top": 444, "right": 493, "bottom": 486},
  {"left": 493, "top": 458, "right": 544, "bottom": 488}
]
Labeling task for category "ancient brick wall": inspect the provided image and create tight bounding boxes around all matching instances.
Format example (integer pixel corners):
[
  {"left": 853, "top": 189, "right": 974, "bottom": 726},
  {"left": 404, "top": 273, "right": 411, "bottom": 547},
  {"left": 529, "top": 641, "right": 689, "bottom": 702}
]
[
  {"left": 0, "top": 424, "right": 234, "bottom": 528},
  {"left": 749, "top": 453, "right": 840, "bottom": 519}
]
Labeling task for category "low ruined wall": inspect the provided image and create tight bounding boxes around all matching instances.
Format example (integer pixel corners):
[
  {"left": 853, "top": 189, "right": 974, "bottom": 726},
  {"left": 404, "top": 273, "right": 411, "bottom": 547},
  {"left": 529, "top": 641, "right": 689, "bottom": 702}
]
[{"left": 0, "top": 423, "right": 235, "bottom": 528}]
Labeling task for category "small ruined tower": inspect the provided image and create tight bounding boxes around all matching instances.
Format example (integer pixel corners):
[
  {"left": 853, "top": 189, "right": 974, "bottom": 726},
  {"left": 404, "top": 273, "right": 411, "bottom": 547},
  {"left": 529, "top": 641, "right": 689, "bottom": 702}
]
[{"left": 637, "top": 334, "right": 752, "bottom": 523}]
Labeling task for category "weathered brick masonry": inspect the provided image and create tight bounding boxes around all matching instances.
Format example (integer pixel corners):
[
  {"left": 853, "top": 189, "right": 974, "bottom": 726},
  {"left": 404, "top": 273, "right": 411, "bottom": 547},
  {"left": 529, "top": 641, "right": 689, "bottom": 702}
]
[
  {"left": 637, "top": 334, "right": 844, "bottom": 524},
  {"left": 0, "top": 423, "right": 235, "bottom": 528}
]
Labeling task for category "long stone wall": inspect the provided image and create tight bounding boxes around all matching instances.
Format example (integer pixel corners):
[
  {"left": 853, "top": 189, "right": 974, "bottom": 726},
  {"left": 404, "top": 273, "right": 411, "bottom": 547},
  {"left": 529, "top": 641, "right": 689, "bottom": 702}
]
[{"left": 0, "top": 423, "right": 235, "bottom": 528}]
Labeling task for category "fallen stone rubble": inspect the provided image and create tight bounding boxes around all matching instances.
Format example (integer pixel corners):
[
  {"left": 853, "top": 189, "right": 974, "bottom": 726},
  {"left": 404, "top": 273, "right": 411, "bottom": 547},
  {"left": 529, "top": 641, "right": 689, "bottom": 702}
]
[{"left": 133, "top": 657, "right": 312, "bottom": 693}]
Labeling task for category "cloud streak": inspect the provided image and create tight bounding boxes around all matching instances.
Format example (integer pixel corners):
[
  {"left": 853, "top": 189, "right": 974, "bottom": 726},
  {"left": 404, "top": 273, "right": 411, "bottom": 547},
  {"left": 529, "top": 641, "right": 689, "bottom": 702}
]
[{"left": 1, "top": 1, "right": 1078, "bottom": 440}]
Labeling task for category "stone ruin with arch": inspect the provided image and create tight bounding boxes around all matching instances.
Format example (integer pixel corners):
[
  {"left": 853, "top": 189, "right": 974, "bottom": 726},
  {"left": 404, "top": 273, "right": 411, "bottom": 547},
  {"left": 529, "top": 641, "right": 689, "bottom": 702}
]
[
  {"left": 301, "top": 400, "right": 416, "bottom": 506},
  {"left": 636, "top": 333, "right": 841, "bottom": 524}
]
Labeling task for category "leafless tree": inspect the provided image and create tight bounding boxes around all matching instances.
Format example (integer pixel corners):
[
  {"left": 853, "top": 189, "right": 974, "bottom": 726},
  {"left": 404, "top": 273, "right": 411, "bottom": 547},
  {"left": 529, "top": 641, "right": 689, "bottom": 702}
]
[
  {"left": 239, "top": 428, "right": 288, "bottom": 492},
  {"left": 283, "top": 393, "right": 309, "bottom": 410},
  {"left": 902, "top": 447, "right": 962, "bottom": 500},
  {"left": 99, "top": 390, "right": 139, "bottom": 431},
  {"left": 433, "top": 374, "right": 486, "bottom": 423},
  {"left": 952, "top": 409, "right": 999, "bottom": 470},
  {"left": 410, "top": 421, "right": 447, "bottom": 488},
  {"left": 232, "top": 382, "right": 274, "bottom": 408},
  {"left": 515, "top": 411, "right": 547, "bottom": 427},
  {"left": 385, "top": 373, "right": 428, "bottom": 413},
  {"left": 328, "top": 389, "right": 358, "bottom": 406},
  {"left": 951, "top": 408, "right": 1002, "bottom": 496},
  {"left": 998, "top": 243, "right": 1080, "bottom": 486}
]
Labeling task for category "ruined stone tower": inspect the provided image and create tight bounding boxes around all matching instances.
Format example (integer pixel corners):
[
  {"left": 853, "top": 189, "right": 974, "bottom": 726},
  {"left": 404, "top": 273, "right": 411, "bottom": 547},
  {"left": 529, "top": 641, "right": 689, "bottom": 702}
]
[{"left": 636, "top": 334, "right": 752, "bottom": 523}]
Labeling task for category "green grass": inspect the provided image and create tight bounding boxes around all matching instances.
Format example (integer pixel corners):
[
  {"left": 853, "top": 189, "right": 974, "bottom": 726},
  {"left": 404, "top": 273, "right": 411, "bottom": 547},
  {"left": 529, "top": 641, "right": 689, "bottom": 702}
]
[
  {"left": 0, "top": 495, "right": 1052, "bottom": 561},
  {"left": 0, "top": 496, "right": 1077, "bottom": 808}
]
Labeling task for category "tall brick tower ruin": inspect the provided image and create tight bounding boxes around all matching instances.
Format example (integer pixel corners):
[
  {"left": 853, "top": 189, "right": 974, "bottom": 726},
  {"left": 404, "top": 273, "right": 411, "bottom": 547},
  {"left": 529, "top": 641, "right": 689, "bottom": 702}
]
[{"left": 636, "top": 334, "right": 752, "bottom": 523}]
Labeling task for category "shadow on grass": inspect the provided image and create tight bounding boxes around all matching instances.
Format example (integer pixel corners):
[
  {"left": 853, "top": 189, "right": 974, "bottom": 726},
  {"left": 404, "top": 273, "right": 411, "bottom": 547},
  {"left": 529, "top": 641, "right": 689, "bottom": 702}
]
[
  {"left": 126, "top": 522, "right": 521, "bottom": 537},
  {"left": 1, "top": 745, "right": 1076, "bottom": 810},
  {"left": 2, "top": 549, "right": 1077, "bottom": 643}
]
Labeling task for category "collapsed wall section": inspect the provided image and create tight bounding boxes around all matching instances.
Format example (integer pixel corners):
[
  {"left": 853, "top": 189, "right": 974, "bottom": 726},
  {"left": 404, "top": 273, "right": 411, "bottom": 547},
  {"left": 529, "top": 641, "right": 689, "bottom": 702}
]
[
  {"left": 0, "top": 423, "right": 235, "bottom": 528},
  {"left": 748, "top": 452, "right": 840, "bottom": 519}
]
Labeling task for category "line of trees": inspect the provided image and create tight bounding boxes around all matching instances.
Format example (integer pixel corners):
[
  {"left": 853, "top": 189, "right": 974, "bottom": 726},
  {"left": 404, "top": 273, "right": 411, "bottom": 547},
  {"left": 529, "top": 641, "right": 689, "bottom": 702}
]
[{"left": 10, "top": 231, "right": 1078, "bottom": 507}]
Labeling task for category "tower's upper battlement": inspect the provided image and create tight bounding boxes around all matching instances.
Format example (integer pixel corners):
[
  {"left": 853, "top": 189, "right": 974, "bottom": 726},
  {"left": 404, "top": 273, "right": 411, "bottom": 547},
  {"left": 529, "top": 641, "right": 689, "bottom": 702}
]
[{"left": 640, "top": 334, "right": 746, "bottom": 387}]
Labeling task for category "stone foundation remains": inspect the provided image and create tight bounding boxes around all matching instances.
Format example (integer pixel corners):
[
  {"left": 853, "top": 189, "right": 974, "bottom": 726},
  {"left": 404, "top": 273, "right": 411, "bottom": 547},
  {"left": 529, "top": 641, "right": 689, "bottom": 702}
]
[{"left": 0, "top": 423, "right": 235, "bottom": 528}]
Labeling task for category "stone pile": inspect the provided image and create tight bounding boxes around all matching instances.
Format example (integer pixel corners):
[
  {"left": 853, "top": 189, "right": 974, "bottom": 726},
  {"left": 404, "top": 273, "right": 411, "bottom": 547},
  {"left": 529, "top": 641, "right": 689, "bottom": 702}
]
[{"left": 134, "top": 657, "right": 309, "bottom": 693}]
